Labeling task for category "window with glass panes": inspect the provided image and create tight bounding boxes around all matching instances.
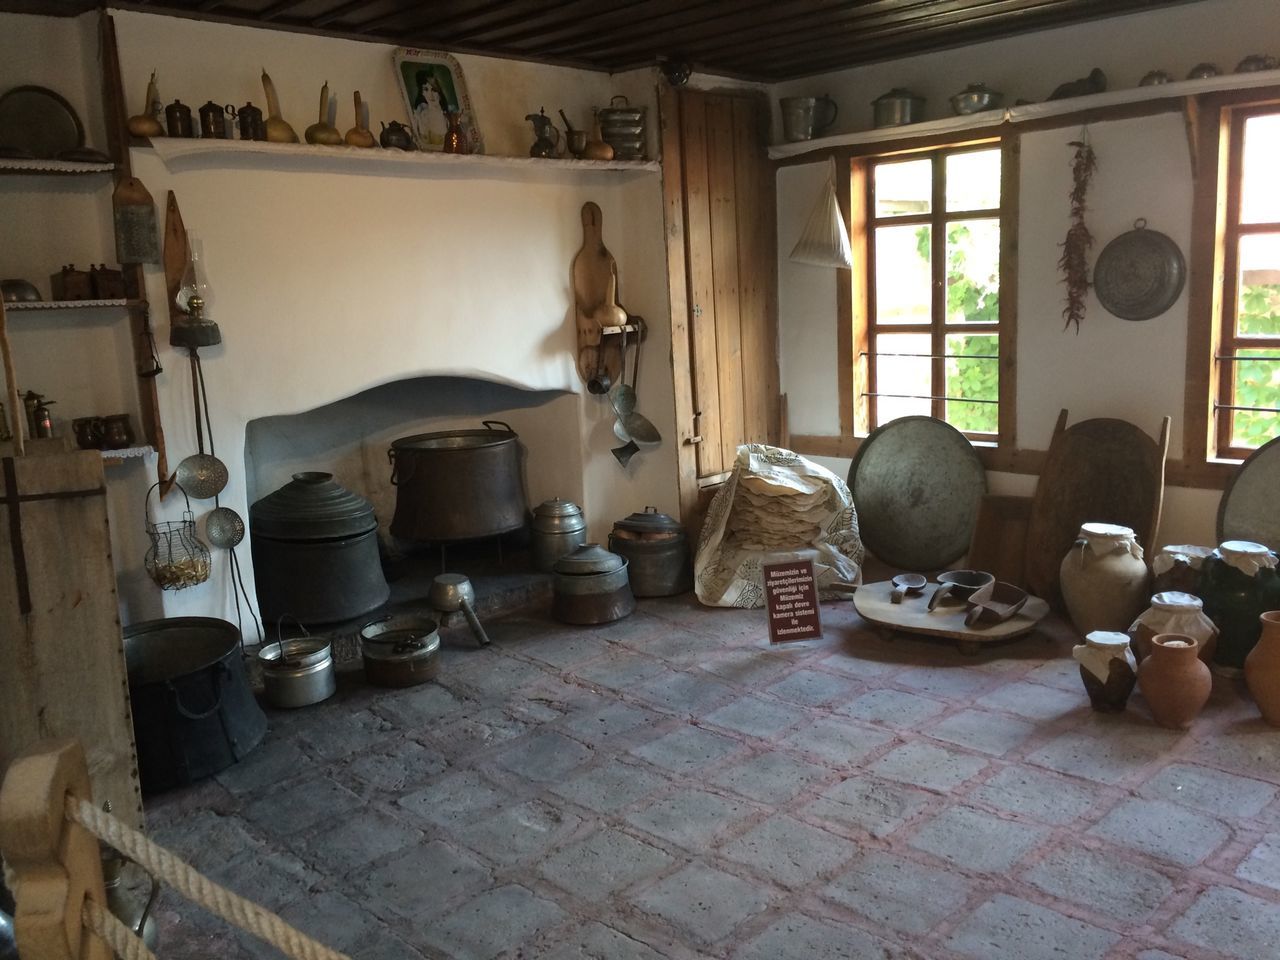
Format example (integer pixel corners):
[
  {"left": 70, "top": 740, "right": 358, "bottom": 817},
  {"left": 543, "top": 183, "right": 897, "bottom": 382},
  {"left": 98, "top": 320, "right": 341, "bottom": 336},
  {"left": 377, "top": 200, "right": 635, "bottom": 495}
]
[
  {"left": 865, "top": 144, "right": 1002, "bottom": 438},
  {"left": 1216, "top": 106, "right": 1280, "bottom": 457}
]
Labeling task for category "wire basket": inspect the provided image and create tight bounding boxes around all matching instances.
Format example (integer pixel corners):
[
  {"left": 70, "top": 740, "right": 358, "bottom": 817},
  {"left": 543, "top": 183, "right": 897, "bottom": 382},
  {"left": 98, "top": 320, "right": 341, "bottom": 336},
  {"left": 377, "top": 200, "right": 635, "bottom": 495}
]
[{"left": 144, "top": 481, "right": 211, "bottom": 591}]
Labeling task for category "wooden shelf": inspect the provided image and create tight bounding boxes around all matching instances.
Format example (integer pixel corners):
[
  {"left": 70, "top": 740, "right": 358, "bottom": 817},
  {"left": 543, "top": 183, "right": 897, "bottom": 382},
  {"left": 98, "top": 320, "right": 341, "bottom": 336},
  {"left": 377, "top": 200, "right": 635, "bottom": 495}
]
[
  {"left": 769, "top": 66, "right": 1280, "bottom": 161},
  {"left": 5, "top": 299, "right": 142, "bottom": 312},
  {"left": 139, "top": 137, "right": 660, "bottom": 182}
]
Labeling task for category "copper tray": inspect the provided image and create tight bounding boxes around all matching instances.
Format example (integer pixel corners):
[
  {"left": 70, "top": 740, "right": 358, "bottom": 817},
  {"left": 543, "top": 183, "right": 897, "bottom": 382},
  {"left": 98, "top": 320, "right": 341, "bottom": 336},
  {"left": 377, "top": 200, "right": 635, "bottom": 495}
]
[{"left": 1093, "top": 219, "right": 1185, "bottom": 321}]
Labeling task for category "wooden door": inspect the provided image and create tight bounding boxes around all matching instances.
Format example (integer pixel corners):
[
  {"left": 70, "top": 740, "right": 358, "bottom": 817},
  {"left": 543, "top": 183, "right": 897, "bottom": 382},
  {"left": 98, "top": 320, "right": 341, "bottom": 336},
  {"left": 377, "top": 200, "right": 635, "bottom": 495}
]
[{"left": 661, "top": 87, "right": 779, "bottom": 530}]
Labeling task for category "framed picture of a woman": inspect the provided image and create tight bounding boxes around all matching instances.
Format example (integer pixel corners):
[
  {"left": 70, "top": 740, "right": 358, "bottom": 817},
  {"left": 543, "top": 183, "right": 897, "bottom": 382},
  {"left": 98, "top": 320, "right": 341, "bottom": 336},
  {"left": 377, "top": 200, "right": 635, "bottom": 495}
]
[{"left": 392, "top": 49, "right": 484, "bottom": 154}]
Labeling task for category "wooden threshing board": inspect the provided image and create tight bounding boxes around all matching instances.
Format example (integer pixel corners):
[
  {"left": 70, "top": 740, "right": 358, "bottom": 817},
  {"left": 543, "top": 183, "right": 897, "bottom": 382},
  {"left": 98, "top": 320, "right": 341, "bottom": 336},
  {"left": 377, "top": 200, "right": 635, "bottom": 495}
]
[{"left": 0, "top": 450, "right": 142, "bottom": 829}]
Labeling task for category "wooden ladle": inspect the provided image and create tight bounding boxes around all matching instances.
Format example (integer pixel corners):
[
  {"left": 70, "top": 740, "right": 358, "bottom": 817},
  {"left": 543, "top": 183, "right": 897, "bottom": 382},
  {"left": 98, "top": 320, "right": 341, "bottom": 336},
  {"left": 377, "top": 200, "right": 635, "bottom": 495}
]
[{"left": 890, "top": 572, "right": 927, "bottom": 604}]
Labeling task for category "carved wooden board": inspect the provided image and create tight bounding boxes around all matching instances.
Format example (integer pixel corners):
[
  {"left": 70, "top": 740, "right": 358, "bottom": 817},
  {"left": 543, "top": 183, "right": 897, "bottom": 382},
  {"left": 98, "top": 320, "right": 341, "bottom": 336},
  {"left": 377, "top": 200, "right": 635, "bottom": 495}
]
[
  {"left": 571, "top": 201, "right": 628, "bottom": 387},
  {"left": 0, "top": 450, "right": 143, "bottom": 829}
]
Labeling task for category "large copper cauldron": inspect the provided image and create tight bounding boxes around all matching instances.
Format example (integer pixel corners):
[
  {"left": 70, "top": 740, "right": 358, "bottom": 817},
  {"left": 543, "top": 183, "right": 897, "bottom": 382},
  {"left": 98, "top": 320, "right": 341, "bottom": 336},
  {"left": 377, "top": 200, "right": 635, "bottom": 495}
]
[{"left": 388, "top": 420, "right": 526, "bottom": 542}]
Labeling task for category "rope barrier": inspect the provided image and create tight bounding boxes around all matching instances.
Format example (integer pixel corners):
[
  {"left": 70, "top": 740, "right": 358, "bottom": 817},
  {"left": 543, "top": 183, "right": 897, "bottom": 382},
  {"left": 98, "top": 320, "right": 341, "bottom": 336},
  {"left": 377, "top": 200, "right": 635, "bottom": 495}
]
[
  {"left": 65, "top": 796, "right": 351, "bottom": 960},
  {"left": 82, "top": 899, "right": 157, "bottom": 960}
]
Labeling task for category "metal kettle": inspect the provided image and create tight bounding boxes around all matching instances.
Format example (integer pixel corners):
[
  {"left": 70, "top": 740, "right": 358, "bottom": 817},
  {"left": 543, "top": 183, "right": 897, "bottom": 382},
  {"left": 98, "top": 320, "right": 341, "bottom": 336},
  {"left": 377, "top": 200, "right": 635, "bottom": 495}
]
[
  {"left": 380, "top": 120, "right": 416, "bottom": 150},
  {"left": 525, "top": 107, "right": 560, "bottom": 158}
]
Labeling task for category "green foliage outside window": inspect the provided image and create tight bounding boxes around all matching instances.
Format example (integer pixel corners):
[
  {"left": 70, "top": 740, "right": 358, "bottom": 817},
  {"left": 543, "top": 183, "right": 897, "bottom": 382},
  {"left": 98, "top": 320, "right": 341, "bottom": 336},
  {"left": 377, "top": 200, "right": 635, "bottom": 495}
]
[
  {"left": 915, "top": 224, "right": 1000, "bottom": 433},
  {"left": 1232, "top": 282, "right": 1280, "bottom": 448}
]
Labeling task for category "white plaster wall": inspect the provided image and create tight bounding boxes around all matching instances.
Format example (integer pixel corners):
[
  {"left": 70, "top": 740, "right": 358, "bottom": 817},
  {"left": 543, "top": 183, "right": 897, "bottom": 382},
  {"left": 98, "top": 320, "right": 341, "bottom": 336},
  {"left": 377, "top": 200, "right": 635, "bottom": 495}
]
[
  {"left": 773, "top": 0, "right": 1273, "bottom": 554},
  {"left": 771, "top": 0, "right": 1280, "bottom": 137},
  {"left": 1, "top": 10, "right": 678, "bottom": 631},
  {"left": 777, "top": 162, "right": 840, "bottom": 436}
]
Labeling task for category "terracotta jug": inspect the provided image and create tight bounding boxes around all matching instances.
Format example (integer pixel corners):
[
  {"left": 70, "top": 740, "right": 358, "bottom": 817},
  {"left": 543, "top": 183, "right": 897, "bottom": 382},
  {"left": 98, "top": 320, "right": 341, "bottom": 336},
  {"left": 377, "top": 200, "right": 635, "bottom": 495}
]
[
  {"left": 1060, "top": 523, "right": 1151, "bottom": 636},
  {"left": 1138, "top": 632, "right": 1212, "bottom": 729},
  {"left": 1129, "top": 591, "right": 1218, "bottom": 664},
  {"left": 1072, "top": 631, "right": 1137, "bottom": 712},
  {"left": 1245, "top": 610, "right": 1280, "bottom": 726}
]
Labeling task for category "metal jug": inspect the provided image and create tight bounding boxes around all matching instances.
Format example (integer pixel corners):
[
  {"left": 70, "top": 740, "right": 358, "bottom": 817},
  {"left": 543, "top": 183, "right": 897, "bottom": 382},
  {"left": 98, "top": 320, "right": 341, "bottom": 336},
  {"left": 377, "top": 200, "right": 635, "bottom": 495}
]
[
  {"left": 780, "top": 95, "right": 838, "bottom": 142},
  {"left": 237, "top": 101, "right": 265, "bottom": 141},
  {"left": 526, "top": 108, "right": 560, "bottom": 158},
  {"left": 165, "top": 99, "right": 194, "bottom": 138}
]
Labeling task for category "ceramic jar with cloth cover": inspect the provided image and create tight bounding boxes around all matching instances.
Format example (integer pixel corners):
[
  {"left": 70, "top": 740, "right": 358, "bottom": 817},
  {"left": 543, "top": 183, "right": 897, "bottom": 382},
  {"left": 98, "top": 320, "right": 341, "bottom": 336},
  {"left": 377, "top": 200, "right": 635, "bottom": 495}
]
[
  {"left": 1129, "top": 591, "right": 1218, "bottom": 664},
  {"left": 1059, "top": 523, "right": 1151, "bottom": 636},
  {"left": 1150, "top": 544, "right": 1213, "bottom": 596},
  {"left": 1200, "top": 540, "right": 1280, "bottom": 672},
  {"left": 1073, "top": 630, "right": 1137, "bottom": 712}
]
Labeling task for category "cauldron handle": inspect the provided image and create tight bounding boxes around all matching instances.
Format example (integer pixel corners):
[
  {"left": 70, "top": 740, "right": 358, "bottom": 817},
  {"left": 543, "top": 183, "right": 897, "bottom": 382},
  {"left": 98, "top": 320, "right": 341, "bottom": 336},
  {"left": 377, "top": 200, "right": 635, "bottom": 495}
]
[
  {"left": 167, "top": 665, "right": 225, "bottom": 720},
  {"left": 481, "top": 419, "right": 515, "bottom": 435},
  {"left": 387, "top": 446, "right": 400, "bottom": 485}
]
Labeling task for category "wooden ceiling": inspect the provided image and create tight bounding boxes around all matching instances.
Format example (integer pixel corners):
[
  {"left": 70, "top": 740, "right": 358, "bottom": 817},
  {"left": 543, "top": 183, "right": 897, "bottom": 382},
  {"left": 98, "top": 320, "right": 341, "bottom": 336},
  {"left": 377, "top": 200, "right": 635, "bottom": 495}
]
[{"left": 11, "top": 0, "right": 1197, "bottom": 81}]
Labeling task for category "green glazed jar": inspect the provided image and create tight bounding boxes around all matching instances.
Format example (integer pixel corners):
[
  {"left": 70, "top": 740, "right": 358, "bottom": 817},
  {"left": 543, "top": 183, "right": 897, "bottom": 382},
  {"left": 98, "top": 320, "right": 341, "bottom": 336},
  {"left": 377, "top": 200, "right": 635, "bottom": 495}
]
[{"left": 1199, "top": 541, "right": 1280, "bottom": 673}]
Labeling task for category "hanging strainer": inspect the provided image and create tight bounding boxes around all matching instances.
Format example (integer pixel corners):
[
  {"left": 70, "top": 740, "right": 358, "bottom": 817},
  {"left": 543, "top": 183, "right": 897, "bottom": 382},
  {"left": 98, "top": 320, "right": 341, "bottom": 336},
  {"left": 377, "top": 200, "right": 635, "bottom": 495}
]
[{"left": 144, "top": 481, "right": 211, "bottom": 591}]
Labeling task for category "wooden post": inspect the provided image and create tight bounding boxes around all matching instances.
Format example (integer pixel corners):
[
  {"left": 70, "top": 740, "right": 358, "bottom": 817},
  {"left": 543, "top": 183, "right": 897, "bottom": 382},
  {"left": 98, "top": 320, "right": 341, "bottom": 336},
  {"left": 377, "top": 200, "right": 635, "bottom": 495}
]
[{"left": 0, "top": 740, "right": 111, "bottom": 960}]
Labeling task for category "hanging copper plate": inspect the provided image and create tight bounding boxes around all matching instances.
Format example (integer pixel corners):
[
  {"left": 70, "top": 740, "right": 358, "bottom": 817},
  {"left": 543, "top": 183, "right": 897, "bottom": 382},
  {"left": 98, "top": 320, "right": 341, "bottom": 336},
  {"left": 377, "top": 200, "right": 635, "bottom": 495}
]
[
  {"left": 847, "top": 416, "right": 987, "bottom": 571},
  {"left": 1093, "top": 219, "right": 1186, "bottom": 321}
]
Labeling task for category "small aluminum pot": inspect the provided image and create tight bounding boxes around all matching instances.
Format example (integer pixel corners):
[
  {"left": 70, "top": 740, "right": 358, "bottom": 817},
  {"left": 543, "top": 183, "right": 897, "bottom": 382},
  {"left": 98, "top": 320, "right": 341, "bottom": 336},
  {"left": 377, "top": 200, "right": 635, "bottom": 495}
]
[
  {"left": 257, "top": 637, "right": 336, "bottom": 708},
  {"left": 359, "top": 614, "right": 441, "bottom": 688},
  {"left": 872, "top": 88, "right": 925, "bottom": 128},
  {"left": 531, "top": 498, "right": 587, "bottom": 572}
]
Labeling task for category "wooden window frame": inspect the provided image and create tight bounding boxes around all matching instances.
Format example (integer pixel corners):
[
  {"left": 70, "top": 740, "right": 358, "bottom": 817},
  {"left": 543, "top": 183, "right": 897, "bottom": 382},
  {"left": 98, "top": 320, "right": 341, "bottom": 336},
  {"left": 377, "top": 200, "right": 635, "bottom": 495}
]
[
  {"left": 847, "top": 136, "right": 1018, "bottom": 451},
  {"left": 1184, "top": 85, "right": 1280, "bottom": 477}
]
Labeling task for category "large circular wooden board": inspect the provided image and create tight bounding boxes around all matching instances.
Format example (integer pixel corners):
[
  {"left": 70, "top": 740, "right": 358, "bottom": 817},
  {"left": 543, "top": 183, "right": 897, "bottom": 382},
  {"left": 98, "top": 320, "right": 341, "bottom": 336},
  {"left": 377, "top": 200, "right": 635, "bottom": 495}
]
[
  {"left": 848, "top": 416, "right": 987, "bottom": 570},
  {"left": 853, "top": 579, "right": 1049, "bottom": 643},
  {"left": 1218, "top": 434, "right": 1280, "bottom": 552}
]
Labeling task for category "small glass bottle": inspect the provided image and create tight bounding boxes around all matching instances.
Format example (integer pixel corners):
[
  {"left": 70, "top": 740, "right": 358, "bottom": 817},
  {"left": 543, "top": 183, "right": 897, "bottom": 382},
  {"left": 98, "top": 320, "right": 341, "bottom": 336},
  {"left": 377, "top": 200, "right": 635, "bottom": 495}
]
[{"left": 443, "top": 112, "right": 468, "bottom": 154}]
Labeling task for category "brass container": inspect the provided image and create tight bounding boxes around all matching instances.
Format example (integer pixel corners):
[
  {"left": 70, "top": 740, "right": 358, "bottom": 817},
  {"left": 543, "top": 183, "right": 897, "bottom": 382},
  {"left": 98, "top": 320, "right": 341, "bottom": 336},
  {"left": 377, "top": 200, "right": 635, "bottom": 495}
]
[
  {"left": 608, "top": 506, "right": 692, "bottom": 597},
  {"left": 531, "top": 498, "right": 587, "bottom": 572}
]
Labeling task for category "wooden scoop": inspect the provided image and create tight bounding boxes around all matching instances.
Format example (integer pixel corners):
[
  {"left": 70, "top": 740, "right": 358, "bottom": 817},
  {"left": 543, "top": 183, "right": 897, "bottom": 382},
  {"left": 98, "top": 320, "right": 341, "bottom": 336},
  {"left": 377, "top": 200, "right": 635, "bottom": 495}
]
[
  {"left": 890, "top": 572, "right": 927, "bottom": 604},
  {"left": 963, "top": 580, "right": 1030, "bottom": 628}
]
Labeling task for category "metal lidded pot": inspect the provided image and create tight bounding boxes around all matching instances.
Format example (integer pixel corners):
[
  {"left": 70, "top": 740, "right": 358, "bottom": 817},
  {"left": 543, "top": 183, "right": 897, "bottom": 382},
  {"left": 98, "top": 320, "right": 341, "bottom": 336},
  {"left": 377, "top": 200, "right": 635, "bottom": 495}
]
[
  {"left": 531, "top": 497, "right": 587, "bottom": 572},
  {"left": 552, "top": 543, "right": 636, "bottom": 625},
  {"left": 257, "top": 635, "right": 336, "bottom": 708},
  {"left": 359, "top": 614, "right": 441, "bottom": 687},
  {"left": 872, "top": 88, "right": 925, "bottom": 128},
  {"left": 250, "top": 472, "right": 389, "bottom": 623},
  {"left": 608, "top": 506, "right": 692, "bottom": 597}
]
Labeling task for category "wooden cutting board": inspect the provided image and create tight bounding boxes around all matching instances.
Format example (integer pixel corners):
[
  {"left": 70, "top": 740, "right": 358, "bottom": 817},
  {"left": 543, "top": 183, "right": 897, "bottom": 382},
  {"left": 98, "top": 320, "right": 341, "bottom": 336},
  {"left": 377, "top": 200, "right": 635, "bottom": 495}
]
[
  {"left": 571, "top": 201, "right": 628, "bottom": 387},
  {"left": 967, "top": 493, "right": 1032, "bottom": 587},
  {"left": 163, "top": 189, "right": 188, "bottom": 322},
  {"left": 1023, "top": 409, "right": 1169, "bottom": 609}
]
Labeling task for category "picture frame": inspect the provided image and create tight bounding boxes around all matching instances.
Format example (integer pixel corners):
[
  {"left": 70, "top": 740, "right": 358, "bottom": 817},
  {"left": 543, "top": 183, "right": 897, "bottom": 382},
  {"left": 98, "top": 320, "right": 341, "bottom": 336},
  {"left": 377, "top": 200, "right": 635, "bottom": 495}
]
[{"left": 392, "top": 48, "right": 484, "bottom": 154}]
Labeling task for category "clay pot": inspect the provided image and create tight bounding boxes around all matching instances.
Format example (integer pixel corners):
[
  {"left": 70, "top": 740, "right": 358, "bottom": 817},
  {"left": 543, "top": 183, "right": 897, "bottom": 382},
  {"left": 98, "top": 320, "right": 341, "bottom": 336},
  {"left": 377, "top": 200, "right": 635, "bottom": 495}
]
[
  {"left": 1072, "top": 631, "right": 1137, "bottom": 712},
  {"left": 1244, "top": 610, "right": 1280, "bottom": 726},
  {"left": 1129, "top": 591, "right": 1218, "bottom": 664},
  {"left": 1060, "top": 523, "right": 1151, "bottom": 636},
  {"left": 1151, "top": 544, "right": 1213, "bottom": 596},
  {"left": 1138, "top": 632, "right": 1212, "bottom": 730}
]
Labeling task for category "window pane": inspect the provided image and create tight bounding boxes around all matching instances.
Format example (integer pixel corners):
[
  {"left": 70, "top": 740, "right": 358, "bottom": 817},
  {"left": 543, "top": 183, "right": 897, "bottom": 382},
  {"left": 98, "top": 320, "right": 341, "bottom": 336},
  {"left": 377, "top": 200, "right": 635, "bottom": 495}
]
[
  {"left": 945, "top": 219, "right": 1000, "bottom": 324},
  {"left": 875, "top": 224, "right": 932, "bottom": 325},
  {"left": 1242, "top": 114, "right": 1280, "bottom": 224},
  {"left": 874, "top": 158, "right": 931, "bottom": 218},
  {"left": 1230, "top": 350, "right": 1280, "bottom": 449},
  {"left": 1236, "top": 233, "right": 1280, "bottom": 336},
  {"left": 873, "top": 332, "right": 931, "bottom": 426},
  {"left": 945, "top": 333, "right": 999, "bottom": 434},
  {"left": 945, "top": 148, "right": 1001, "bottom": 212}
]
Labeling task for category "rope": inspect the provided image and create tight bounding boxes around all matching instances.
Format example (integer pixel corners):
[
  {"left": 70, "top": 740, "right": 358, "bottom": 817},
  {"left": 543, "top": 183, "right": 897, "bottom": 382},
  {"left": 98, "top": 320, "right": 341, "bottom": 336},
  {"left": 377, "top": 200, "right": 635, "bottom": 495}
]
[
  {"left": 82, "top": 899, "right": 157, "bottom": 960},
  {"left": 66, "top": 796, "right": 351, "bottom": 960}
]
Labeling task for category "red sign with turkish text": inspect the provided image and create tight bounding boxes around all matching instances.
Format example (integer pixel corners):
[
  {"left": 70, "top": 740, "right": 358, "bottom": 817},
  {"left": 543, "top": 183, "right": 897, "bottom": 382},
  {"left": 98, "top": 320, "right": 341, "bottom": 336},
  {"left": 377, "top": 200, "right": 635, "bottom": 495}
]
[{"left": 763, "top": 559, "right": 823, "bottom": 644}]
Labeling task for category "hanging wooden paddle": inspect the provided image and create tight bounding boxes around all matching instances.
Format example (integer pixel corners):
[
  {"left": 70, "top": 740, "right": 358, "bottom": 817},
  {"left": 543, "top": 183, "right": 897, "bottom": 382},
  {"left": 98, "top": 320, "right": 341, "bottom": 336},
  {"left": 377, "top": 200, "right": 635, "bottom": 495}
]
[
  {"left": 112, "top": 177, "right": 161, "bottom": 264},
  {"left": 0, "top": 297, "right": 21, "bottom": 455}
]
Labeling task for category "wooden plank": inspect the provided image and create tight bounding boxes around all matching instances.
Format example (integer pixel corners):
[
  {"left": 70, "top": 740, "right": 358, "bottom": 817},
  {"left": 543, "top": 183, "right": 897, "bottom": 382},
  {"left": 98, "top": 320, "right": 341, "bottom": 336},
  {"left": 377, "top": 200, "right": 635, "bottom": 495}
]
[
  {"left": 967, "top": 493, "right": 1032, "bottom": 587},
  {"left": 997, "top": 134, "right": 1020, "bottom": 448},
  {"left": 848, "top": 158, "right": 870, "bottom": 436},
  {"left": 658, "top": 84, "right": 702, "bottom": 529},
  {"left": 0, "top": 450, "right": 142, "bottom": 830},
  {"left": 730, "top": 95, "right": 771, "bottom": 446},
  {"left": 681, "top": 92, "right": 724, "bottom": 477},
  {"left": 706, "top": 95, "right": 746, "bottom": 470}
]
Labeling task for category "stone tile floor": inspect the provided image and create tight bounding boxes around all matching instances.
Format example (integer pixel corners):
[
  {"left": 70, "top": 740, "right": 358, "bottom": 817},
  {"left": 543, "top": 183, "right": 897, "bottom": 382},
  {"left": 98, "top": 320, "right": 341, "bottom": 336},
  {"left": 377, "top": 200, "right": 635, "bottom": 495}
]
[{"left": 145, "top": 595, "right": 1280, "bottom": 960}]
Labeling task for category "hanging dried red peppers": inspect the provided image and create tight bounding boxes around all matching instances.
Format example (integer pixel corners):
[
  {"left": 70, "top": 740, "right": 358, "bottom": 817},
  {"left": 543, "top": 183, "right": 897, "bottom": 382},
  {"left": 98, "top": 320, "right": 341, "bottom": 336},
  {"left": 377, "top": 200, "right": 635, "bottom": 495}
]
[{"left": 1058, "top": 134, "right": 1097, "bottom": 333}]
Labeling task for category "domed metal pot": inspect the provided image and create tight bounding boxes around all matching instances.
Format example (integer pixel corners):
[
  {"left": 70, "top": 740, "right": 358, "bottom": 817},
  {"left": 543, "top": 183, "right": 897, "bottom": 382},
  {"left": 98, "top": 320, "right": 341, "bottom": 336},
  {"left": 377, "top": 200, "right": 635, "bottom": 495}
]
[
  {"left": 552, "top": 543, "right": 635, "bottom": 625},
  {"left": 531, "top": 497, "right": 587, "bottom": 572},
  {"left": 250, "top": 472, "right": 389, "bottom": 623},
  {"left": 608, "top": 506, "right": 692, "bottom": 597}
]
